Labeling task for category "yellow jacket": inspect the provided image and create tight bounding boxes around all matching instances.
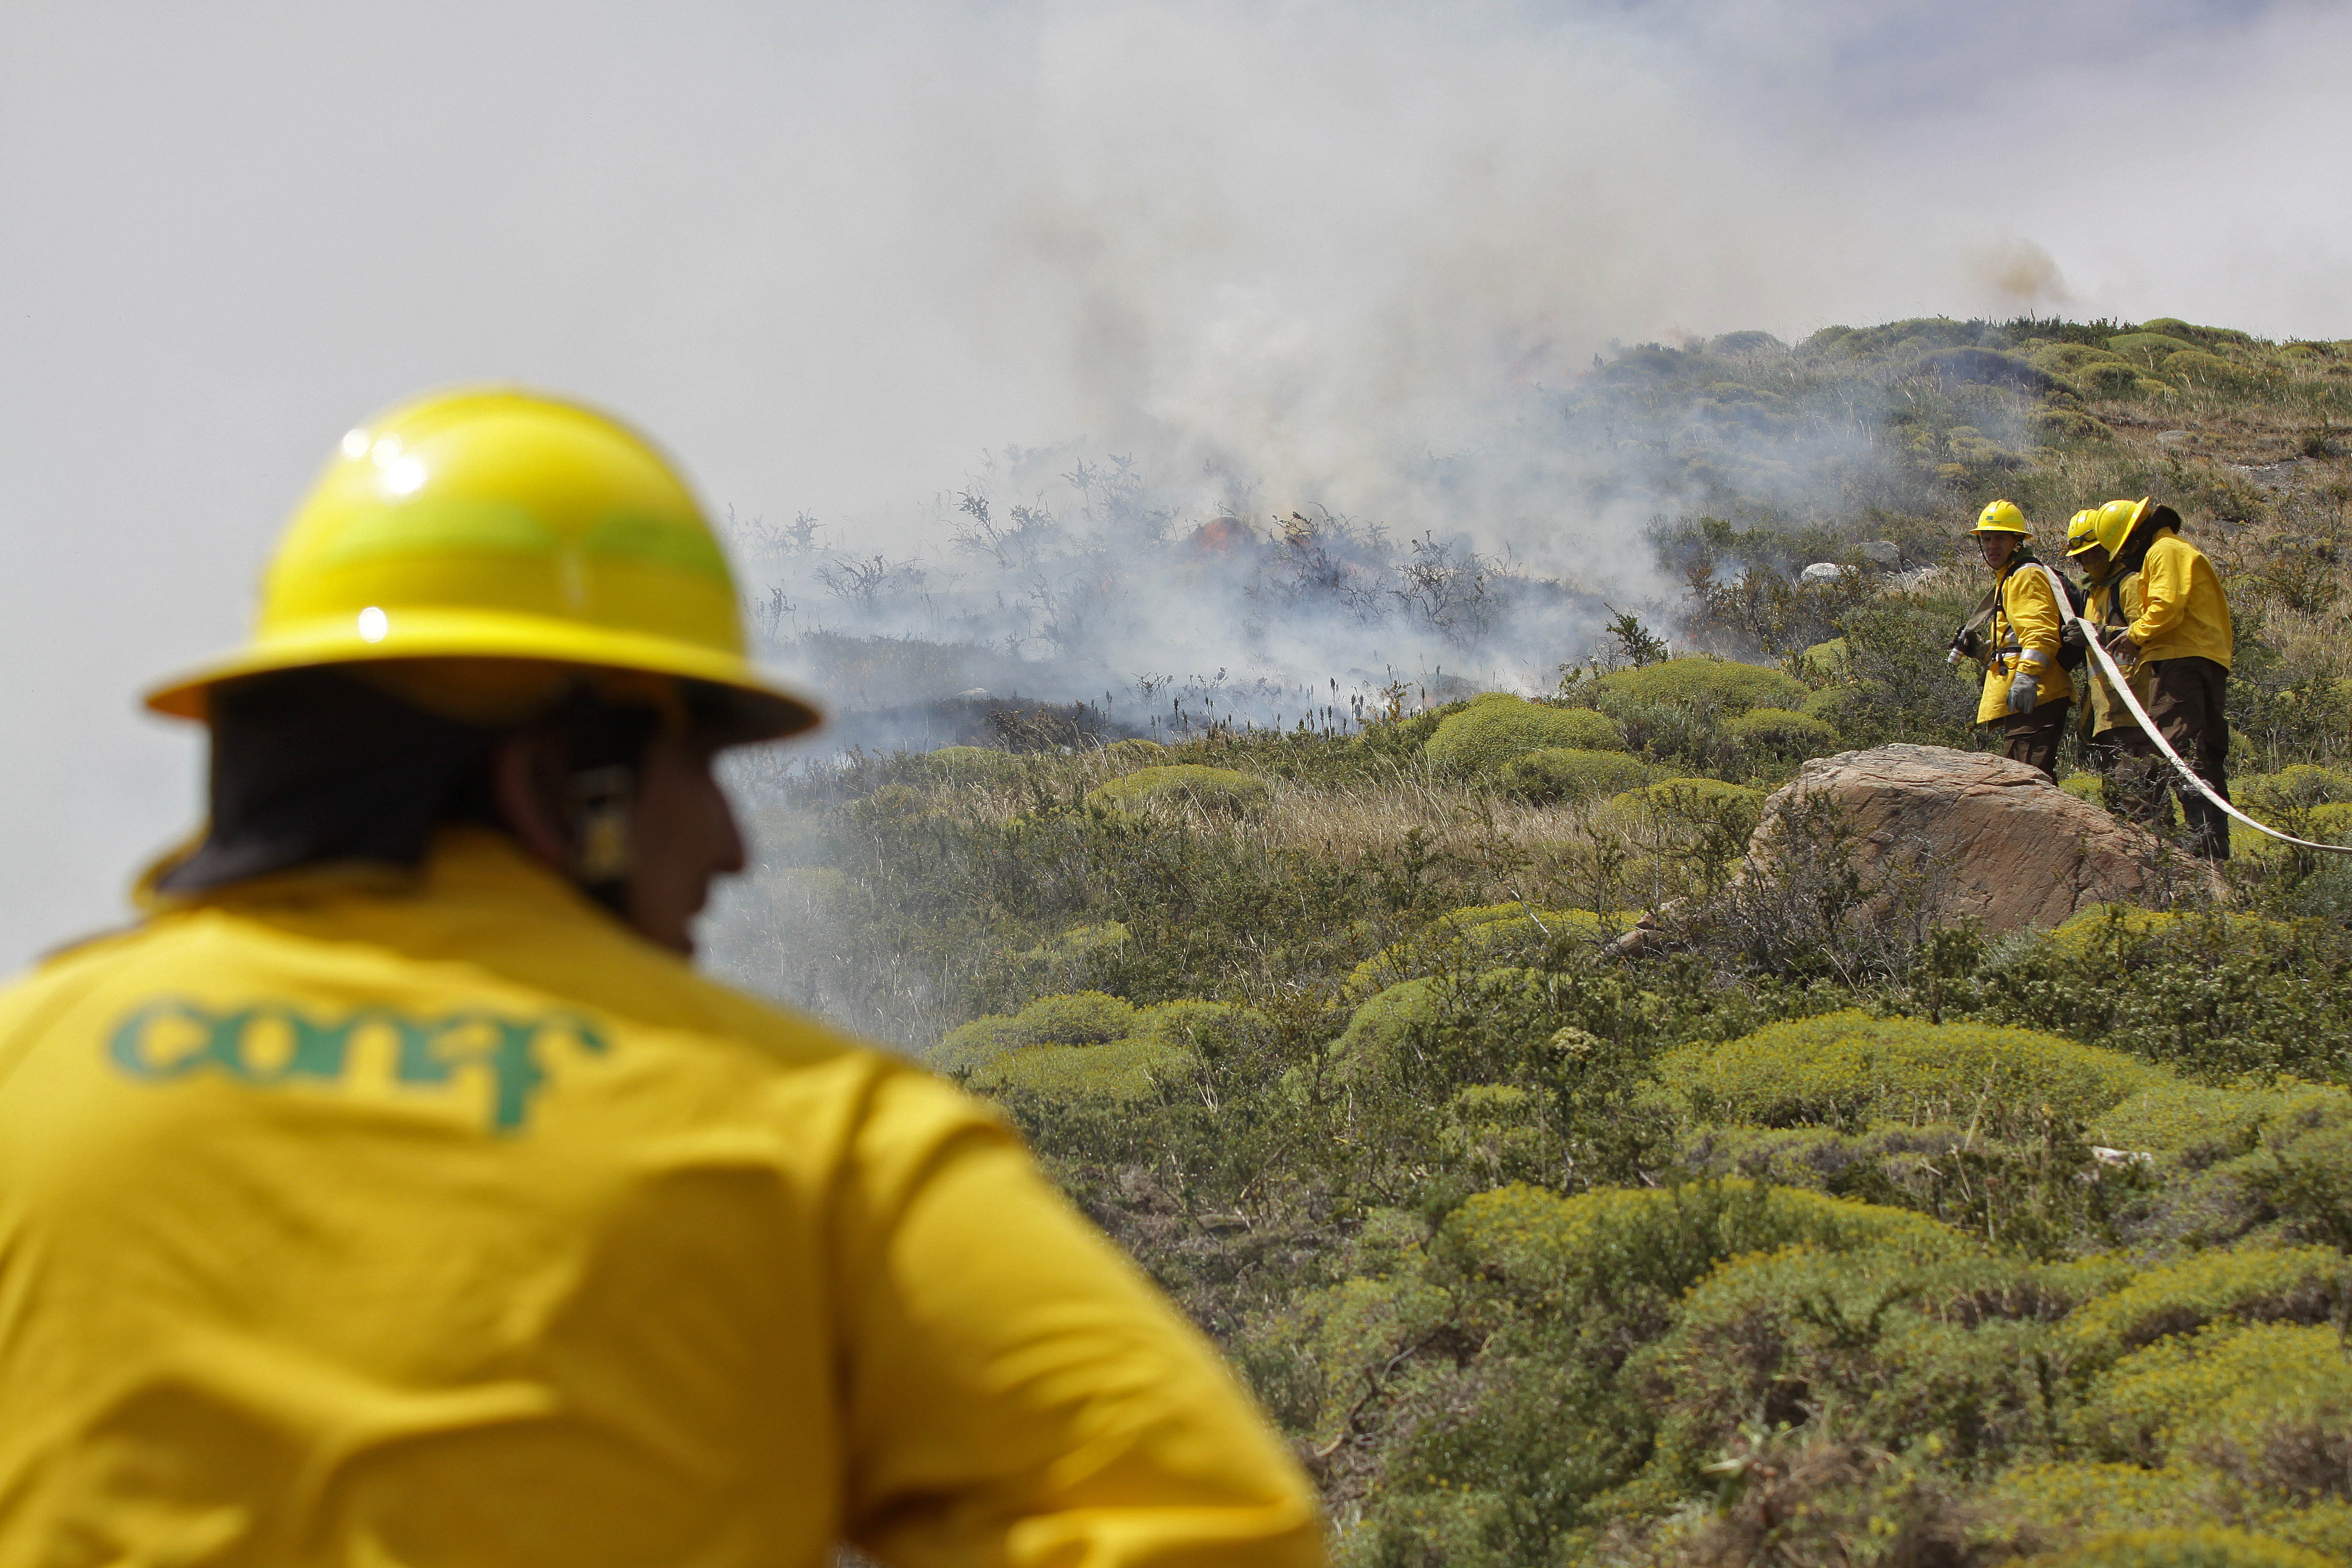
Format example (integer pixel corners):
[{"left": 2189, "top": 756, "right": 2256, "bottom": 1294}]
[
  {"left": 2127, "top": 530, "right": 2233, "bottom": 670},
  {"left": 0, "top": 829, "right": 1323, "bottom": 1568},
  {"left": 1976, "top": 556, "right": 2075, "bottom": 725},
  {"left": 2085, "top": 572, "right": 2155, "bottom": 737}
]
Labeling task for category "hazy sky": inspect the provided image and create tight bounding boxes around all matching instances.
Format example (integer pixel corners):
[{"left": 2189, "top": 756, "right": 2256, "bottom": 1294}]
[{"left": 3, "top": 0, "right": 2347, "bottom": 968}]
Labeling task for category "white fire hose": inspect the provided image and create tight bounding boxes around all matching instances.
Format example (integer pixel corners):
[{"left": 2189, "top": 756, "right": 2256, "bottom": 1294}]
[{"left": 2024, "top": 561, "right": 2352, "bottom": 856}]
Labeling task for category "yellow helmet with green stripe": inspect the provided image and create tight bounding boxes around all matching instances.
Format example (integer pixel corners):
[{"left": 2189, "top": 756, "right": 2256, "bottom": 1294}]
[
  {"left": 145, "top": 389, "right": 818, "bottom": 740},
  {"left": 1970, "top": 498, "right": 2030, "bottom": 535}
]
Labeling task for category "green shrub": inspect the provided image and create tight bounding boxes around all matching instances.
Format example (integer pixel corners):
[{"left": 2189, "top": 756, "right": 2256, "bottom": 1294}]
[
  {"left": 977, "top": 1034, "right": 1193, "bottom": 1101},
  {"left": 2088, "top": 1078, "right": 2348, "bottom": 1157},
  {"left": 2046, "top": 906, "right": 2301, "bottom": 959},
  {"left": 1016, "top": 920, "right": 1130, "bottom": 967},
  {"left": 1328, "top": 975, "right": 1443, "bottom": 1071},
  {"left": 1725, "top": 704, "right": 1841, "bottom": 759},
  {"left": 1423, "top": 694, "right": 1627, "bottom": 774},
  {"left": 936, "top": 989, "right": 1138, "bottom": 1070},
  {"left": 2108, "top": 332, "right": 2204, "bottom": 362},
  {"left": 1801, "top": 682, "right": 1863, "bottom": 727},
  {"left": 1631, "top": 1242, "right": 2074, "bottom": 1487},
  {"left": 1606, "top": 777, "right": 1766, "bottom": 830},
  {"left": 2079, "top": 362, "right": 2147, "bottom": 398},
  {"left": 922, "top": 744, "right": 1024, "bottom": 786},
  {"left": 1496, "top": 746, "right": 1652, "bottom": 804},
  {"left": 2060, "top": 1247, "right": 2347, "bottom": 1363},
  {"left": 1592, "top": 655, "right": 1806, "bottom": 718},
  {"left": 1342, "top": 908, "right": 1614, "bottom": 999},
  {"left": 2072, "top": 1322, "right": 2352, "bottom": 1467},
  {"left": 1661, "top": 1011, "right": 2164, "bottom": 1136},
  {"left": 1098, "top": 737, "right": 1167, "bottom": 767},
  {"left": 2239, "top": 766, "right": 2352, "bottom": 812},
  {"left": 2025, "top": 1528, "right": 2338, "bottom": 1568},
  {"left": 2163, "top": 350, "right": 2265, "bottom": 391},
  {"left": 1084, "top": 763, "right": 1269, "bottom": 815},
  {"left": 2061, "top": 773, "right": 2106, "bottom": 805},
  {"left": 1799, "top": 637, "right": 1848, "bottom": 679}
]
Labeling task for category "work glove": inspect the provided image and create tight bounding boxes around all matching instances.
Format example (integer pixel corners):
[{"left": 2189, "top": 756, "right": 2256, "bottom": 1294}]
[
  {"left": 1949, "top": 627, "right": 1982, "bottom": 662},
  {"left": 2007, "top": 668, "right": 2040, "bottom": 716},
  {"left": 2058, "top": 621, "right": 2087, "bottom": 661}
]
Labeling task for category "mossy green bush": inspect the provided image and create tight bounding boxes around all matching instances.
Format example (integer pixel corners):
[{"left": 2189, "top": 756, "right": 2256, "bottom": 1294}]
[
  {"left": 2061, "top": 773, "right": 2107, "bottom": 805},
  {"left": 1098, "top": 737, "right": 1167, "bottom": 767},
  {"left": 1592, "top": 654, "right": 1806, "bottom": 718},
  {"left": 2072, "top": 1321, "right": 2352, "bottom": 1468},
  {"left": 2162, "top": 350, "right": 2268, "bottom": 392},
  {"left": 956, "top": 996, "right": 1270, "bottom": 1102},
  {"left": 1605, "top": 777, "right": 1766, "bottom": 831},
  {"left": 2025, "top": 1528, "right": 2338, "bottom": 1568},
  {"left": 1798, "top": 637, "right": 1848, "bottom": 679},
  {"left": 979, "top": 1034, "right": 1194, "bottom": 1101},
  {"left": 1801, "top": 682, "right": 1864, "bottom": 728},
  {"left": 936, "top": 989, "right": 1137, "bottom": 1070},
  {"left": 921, "top": 744, "right": 1024, "bottom": 786},
  {"left": 1342, "top": 907, "right": 1613, "bottom": 999},
  {"left": 1661, "top": 1011, "right": 2163, "bottom": 1136},
  {"left": 1084, "top": 763, "right": 1269, "bottom": 815},
  {"left": 1423, "top": 694, "right": 1627, "bottom": 775},
  {"left": 1724, "top": 704, "right": 1840, "bottom": 759},
  {"left": 2238, "top": 766, "right": 2352, "bottom": 813},
  {"left": 2079, "top": 361, "right": 2148, "bottom": 398},
  {"left": 2108, "top": 332, "right": 2204, "bottom": 362},
  {"left": 2088, "top": 1078, "right": 2349, "bottom": 1157},
  {"left": 1496, "top": 746, "right": 1652, "bottom": 804},
  {"left": 2059, "top": 1247, "right": 2347, "bottom": 1364},
  {"left": 1630, "top": 1242, "right": 2077, "bottom": 1486}
]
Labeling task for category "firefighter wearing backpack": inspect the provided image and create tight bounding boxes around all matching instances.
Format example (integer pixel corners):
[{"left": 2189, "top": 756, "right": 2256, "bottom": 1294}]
[
  {"left": 1954, "top": 499, "right": 2074, "bottom": 781},
  {"left": 2070, "top": 495, "right": 2235, "bottom": 859},
  {"left": 0, "top": 390, "right": 1325, "bottom": 1568}
]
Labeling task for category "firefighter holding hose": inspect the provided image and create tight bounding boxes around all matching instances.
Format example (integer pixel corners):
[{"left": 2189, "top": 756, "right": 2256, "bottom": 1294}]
[
  {"left": 0, "top": 391, "right": 1324, "bottom": 1568},
  {"left": 1952, "top": 499, "right": 2074, "bottom": 781},
  {"left": 2066, "top": 495, "right": 2235, "bottom": 859}
]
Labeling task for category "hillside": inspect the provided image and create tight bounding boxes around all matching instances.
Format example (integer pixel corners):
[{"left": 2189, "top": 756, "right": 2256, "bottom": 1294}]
[{"left": 709, "top": 316, "right": 2352, "bottom": 1568}]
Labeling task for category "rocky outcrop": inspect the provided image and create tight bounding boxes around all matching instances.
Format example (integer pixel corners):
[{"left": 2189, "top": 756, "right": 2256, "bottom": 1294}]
[{"left": 1747, "top": 742, "right": 2215, "bottom": 932}]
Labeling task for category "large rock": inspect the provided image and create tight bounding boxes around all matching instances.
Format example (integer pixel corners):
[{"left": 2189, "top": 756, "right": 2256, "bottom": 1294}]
[{"left": 1748, "top": 743, "right": 2214, "bottom": 931}]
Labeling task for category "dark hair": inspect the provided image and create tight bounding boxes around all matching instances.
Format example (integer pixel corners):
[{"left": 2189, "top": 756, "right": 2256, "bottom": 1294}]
[{"left": 154, "top": 666, "right": 661, "bottom": 898}]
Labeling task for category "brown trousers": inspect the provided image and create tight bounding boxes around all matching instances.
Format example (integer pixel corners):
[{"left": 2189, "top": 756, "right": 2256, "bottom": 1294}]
[
  {"left": 2000, "top": 698, "right": 2071, "bottom": 782},
  {"left": 2112, "top": 655, "right": 2231, "bottom": 859}
]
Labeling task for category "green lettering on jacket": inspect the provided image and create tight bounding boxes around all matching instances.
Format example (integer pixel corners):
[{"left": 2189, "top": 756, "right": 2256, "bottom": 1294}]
[{"left": 106, "top": 1000, "right": 609, "bottom": 1130}]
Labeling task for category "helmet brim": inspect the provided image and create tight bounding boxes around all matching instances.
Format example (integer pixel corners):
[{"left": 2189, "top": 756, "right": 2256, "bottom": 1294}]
[{"left": 143, "top": 607, "right": 823, "bottom": 743}]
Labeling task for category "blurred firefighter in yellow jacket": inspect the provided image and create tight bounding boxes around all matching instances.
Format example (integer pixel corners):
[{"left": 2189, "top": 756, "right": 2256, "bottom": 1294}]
[
  {"left": 1952, "top": 499, "right": 2073, "bottom": 781},
  {"left": 0, "top": 390, "right": 1325, "bottom": 1568},
  {"left": 2069, "top": 495, "right": 2236, "bottom": 858}
]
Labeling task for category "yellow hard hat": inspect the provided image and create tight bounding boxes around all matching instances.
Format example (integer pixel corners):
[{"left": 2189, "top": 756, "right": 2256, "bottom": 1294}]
[
  {"left": 1970, "top": 499, "right": 2030, "bottom": 536},
  {"left": 145, "top": 388, "right": 820, "bottom": 740},
  {"left": 2062, "top": 508, "right": 2101, "bottom": 557},
  {"left": 2087, "top": 496, "right": 2154, "bottom": 557}
]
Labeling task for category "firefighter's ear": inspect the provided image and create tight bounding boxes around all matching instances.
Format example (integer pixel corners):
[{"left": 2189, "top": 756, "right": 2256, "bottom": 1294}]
[{"left": 490, "top": 731, "right": 572, "bottom": 872}]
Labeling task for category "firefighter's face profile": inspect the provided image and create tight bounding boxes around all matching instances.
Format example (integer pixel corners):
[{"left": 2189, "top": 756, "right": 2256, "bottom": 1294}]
[{"left": 626, "top": 728, "right": 747, "bottom": 956}]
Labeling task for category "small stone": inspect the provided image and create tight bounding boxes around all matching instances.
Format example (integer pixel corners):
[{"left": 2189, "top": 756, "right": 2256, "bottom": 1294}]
[{"left": 1800, "top": 562, "right": 1852, "bottom": 585}]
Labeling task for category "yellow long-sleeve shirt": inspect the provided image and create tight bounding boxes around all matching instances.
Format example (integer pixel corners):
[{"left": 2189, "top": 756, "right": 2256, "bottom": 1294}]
[
  {"left": 2127, "top": 530, "right": 2234, "bottom": 670},
  {"left": 2085, "top": 572, "right": 2154, "bottom": 736},
  {"left": 1976, "top": 556, "right": 2075, "bottom": 725},
  {"left": 0, "top": 829, "right": 1323, "bottom": 1568}
]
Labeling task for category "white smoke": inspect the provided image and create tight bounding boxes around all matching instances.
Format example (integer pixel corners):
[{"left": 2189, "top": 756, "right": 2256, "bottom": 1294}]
[{"left": 2, "top": 0, "right": 2348, "bottom": 967}]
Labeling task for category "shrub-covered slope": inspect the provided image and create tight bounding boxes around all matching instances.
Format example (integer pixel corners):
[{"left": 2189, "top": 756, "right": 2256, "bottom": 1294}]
[{"left": 710, "top": 313, "right": 2352, "bottom": 1568}]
